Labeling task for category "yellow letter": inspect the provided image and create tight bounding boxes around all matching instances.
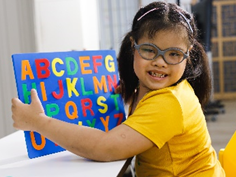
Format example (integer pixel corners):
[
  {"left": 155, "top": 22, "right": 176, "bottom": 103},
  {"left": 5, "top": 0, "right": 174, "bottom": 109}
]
[
  {"left": 97, "top": 96, "right": 108, "bottom": 114},
  {"left": 66, "top": 78, "right": 79, "bottom": 98},
  {"left": 105, "top": 55, "right": 115, "bottom": 72},
  {"left": 52, "top": 58, "right": 65, "bottom": 77}
]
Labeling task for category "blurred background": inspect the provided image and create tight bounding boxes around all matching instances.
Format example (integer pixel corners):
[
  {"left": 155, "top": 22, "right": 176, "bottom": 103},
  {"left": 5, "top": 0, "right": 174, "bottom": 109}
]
[{"left": 0, "top": 0, "right": 235, "bottom": 154}]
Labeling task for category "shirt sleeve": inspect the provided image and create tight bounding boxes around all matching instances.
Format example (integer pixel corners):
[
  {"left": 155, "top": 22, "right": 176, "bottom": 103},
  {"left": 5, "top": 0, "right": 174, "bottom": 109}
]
[{"left": 123, "top": 89, "right": 184, "bottom": 149}]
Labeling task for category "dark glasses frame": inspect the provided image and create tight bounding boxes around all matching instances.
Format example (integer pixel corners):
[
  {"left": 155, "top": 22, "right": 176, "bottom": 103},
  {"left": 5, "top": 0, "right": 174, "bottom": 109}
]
[{"left": 134, "top": 41, "right": 190, "bottom": 65}]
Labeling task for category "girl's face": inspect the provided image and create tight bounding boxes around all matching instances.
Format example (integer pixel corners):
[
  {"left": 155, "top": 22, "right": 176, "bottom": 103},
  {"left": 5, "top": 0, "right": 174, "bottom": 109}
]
[{"left": 133, "top": 30, "right": 189, "bottom": 93}]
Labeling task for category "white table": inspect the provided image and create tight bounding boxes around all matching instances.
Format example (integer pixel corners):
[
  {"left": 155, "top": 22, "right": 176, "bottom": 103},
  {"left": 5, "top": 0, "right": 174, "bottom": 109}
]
[{"left": 0, "top": 131, "right": 130, "bottom": 177}]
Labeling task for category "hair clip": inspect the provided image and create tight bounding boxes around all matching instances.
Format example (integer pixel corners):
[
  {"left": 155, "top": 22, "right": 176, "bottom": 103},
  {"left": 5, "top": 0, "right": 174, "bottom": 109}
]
[
  {"left": 137, "top": 8, "right": 159, "bottom": 21},
  {"left": 178, "top": 12, "right": 193, "bottom": 34},
  {"left": 137, "top": 7, "right": 193, "bottom": 34}
]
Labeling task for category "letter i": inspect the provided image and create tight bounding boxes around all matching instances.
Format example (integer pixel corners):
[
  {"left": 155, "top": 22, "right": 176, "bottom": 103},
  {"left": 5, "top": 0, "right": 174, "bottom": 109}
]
[{"left": 40, "top": 82, "right": 47, "bottom": 101}]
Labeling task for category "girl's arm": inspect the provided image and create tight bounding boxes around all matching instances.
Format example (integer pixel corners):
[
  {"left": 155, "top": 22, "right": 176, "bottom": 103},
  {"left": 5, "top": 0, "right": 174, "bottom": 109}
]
[{"left": 11, "top": 89, "right": 153, "bottom": 162}]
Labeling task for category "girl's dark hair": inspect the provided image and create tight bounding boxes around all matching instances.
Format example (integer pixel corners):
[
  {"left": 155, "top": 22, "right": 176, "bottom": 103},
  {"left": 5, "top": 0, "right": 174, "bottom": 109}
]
[{"left": 117, "top": 1, "right": 211, "bottom": 108}]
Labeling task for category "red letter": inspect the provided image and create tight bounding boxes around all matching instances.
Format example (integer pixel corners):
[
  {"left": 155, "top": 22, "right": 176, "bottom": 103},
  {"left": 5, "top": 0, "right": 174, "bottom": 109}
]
[
  {"left": 107, "top": 74, "right": 118, "bottom": 91},
  {"left": 81, "top": 98, "right": 94, "bottom": 117},
  {"left": 92, "top": 55, "right": 102, "bottom": 73},
  {"left": 114, "top": 113, "right": 124, "bottom": 126},
  {"left": 35, "top": 58, "right": 50, "bottom": 78},
  {"left": 52, "top": 80, "right": 64, "bottom": 99}
]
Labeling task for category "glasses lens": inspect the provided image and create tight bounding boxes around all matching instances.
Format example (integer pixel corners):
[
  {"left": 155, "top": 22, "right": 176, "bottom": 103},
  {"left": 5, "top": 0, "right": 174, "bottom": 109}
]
[
  {"left": 164, "top": 49, "right": 185, "bottom": 64},
  {"left": 139, "top": 44, "right": 158, "bottom": 60}
]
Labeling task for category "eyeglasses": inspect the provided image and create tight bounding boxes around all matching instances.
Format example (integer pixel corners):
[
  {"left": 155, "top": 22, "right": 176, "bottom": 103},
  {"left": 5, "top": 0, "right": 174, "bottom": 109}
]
[{"left": 134, "top": 41, "right": 189, "bottom": 65}]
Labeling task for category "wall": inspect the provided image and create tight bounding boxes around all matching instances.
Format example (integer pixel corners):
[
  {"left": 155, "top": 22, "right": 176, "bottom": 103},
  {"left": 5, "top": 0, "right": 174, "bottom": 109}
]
[
  {"left": 0, "top": 0, "right": 36, "bottom": 138},
  {"left": 98, "top": 0, "right": 139, "bottom": 52},
  {"left": 34, "top": 0, "right": 99, "bottom": 52},
  {"left": 0, "top": 0, "right": 100, "bottom": 138}
]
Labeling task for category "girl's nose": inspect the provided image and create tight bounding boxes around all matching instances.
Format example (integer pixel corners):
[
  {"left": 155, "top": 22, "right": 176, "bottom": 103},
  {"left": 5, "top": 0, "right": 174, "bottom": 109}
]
[{"left": 151, "top": 55, "right": 168, "bottom": 67}]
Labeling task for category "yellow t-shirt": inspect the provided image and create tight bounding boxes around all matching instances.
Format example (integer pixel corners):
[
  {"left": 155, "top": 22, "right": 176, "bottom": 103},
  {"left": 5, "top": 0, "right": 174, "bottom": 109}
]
[{"left": 123, "top": 80, "right": 225, "bottom": 177}]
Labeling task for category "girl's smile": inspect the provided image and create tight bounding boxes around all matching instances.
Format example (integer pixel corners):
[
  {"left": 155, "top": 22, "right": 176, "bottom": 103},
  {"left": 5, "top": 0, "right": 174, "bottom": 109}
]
[{"left": 148, "top": 70, "right": 167, "bottom": 79}]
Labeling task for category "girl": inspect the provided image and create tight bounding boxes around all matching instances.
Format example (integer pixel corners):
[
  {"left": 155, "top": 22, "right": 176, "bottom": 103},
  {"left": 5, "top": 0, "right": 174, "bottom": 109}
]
[{"left": 12, "top": 1, "right": 225, "bottom": 176}]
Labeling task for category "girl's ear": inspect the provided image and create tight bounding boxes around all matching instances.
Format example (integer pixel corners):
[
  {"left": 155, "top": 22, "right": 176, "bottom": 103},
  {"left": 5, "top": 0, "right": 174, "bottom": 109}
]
[
  {"left": 130, "top": 36, "right": 135, "bottom": 54},
  {"left": 189, "top": 45, "right": 193, "bottom": 51}
]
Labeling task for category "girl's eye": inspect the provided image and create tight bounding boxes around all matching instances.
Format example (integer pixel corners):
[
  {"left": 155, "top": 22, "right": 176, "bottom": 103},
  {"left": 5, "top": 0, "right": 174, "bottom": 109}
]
[
  {"left": 169, "top": 52, "right": 180, "bottom": 56},
  {"left": 142, "top": 48, "right": 154, "bottom": 53},
  {"left": 140, "top": 46, "right": 156, "bottom": 53},
  {"left": 168, "top": 50, "right": 183, "bottom": 57}
]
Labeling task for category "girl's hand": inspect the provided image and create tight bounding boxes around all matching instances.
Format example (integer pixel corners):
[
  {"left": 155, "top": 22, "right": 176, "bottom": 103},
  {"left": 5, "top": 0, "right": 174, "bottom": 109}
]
[
  {"left": 11, "top": 89, "right": 45, "bottom": 131},
  {"left": 115, "top": 84, "right": 122, "bottom": 94}
]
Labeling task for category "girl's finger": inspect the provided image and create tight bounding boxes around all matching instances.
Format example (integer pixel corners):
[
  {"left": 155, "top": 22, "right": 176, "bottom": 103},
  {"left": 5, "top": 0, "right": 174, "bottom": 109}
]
[
  {"left": 11, "top": 97, "right": 22, "bottom": 106},
  {"left": 31, "top": 89, "right": 41, "bottom": 104}
]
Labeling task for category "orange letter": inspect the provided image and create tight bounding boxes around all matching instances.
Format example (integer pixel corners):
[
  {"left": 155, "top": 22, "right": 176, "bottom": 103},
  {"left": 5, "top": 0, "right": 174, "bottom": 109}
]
[
  {"left": 30, "top": 131, "right": 46, "bottom": 150},
  {"left": 93, "top": 76, "right": 108, "bottom": 94},
  {"left": 40, "top": 82, "right": 47, "bottom": 101},
  {"left": 100, "top": 116, "right": 110, "bottom": 132},
  {"left": 21, "top": 60, "right": 34, "bottom": 80},
  {"left": 79, "top": 56, "right": 92, "bottom": 74},
  {"left": 65, "top": 101, "right": 78, "bottom": 120}
]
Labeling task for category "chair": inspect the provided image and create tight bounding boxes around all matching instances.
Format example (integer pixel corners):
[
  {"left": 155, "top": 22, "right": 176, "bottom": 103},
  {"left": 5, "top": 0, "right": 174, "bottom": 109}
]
[{"left": 218, "top": 131, "right": 236, "bottom": 177}]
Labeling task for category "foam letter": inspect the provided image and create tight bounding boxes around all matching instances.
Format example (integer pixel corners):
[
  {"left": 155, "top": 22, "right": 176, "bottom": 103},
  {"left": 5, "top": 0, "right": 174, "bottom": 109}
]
[
  {"left": 105, "top": 55, "right": 115, "bottom": 72},
  {"left": 114, "top": 113, "right": 124, "bottom": 126},
  {"left": 93, "top": 76, "right": 108, "bottom": 94},
  {"left": 66, "top": 78, "right": 79, "bottom": 98},
  {"left": 97, "top": 96, "right": 108, "bottom": 114},
  {"left": 35, "top": 58, "right": 50, "bottom": 79},
  {"left": 21, "top": 60, "right": 34, "bottom": 80},
  {"left": 79, "top": 56, "right": 92, "bottom": 74},
  {"left": 46, "top": 103, "right": 59, "bottom": 117},
  {"left": 65, "top": 101, "right": 78, "bottom": 120},
  {"left": 52, "top": 80, "right": 64, "bottom": 99},
  {"left": 66, "top": 57, "right": 78, "bottom": 76},
  {"left": 80, "top": 77, "right": 93, "bottom": 96},
  {"left": 81, "top": 98, "right": 94, "bottom": 117},
  {"left": 52, "top": 58, "right": 65, "bottom": 77},
  {"left": 92, "top": 55, "right": 102, "bottom": 73},
  {"left": 100, "top": 116, "right": 110, "bottom": 132},
  {"left": 110, "top": 94, "right": 119, "bottom": 111},
  {"left": 30, "top": 131, "right": 46, "bottom": 150},
  {"left": 107, "top": 74, "right": 118, "bottom": 92},
  {"left": 40, "top": 82, "right": 47, "bottom": 101},
  {"left": 86, "top": 119, "right": 96, "bottom": 128},
  {"left": 22, "top": 83, "right": 36, "bottom": 104}
]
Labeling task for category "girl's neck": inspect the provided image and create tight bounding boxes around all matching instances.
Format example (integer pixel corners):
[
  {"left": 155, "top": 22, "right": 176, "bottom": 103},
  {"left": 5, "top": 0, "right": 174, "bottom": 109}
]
[{"left": 131, "top": 87, "right": 149, "bottom": 114}]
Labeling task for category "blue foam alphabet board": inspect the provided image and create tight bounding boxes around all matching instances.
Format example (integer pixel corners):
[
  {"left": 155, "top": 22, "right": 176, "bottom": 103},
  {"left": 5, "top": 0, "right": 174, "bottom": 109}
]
[{"left": 12, "top": 50, "right": 126, "bottom": 159}]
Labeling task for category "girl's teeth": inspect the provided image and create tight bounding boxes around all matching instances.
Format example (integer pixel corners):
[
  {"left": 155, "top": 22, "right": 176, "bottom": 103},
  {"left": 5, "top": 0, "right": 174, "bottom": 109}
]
[{"left": 150, "top": 72, "right": 165, "bottom": 78}]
